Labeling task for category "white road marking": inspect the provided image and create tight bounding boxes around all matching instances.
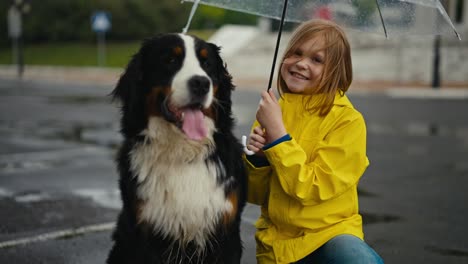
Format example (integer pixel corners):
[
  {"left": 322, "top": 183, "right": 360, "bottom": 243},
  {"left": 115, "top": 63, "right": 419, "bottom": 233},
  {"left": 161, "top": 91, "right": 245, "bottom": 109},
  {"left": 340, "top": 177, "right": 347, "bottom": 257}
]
[
  {"left": 0, "top": 222, "right": 115, "bottom": 249},
  {"left": 0, "top": 146, "right": 111, "bottom": 174},
  {"left": 0, "top": 146, "right": 109, "bottom": 163},
  {"left": 15, "top": 192, "right": 51, "bottom": 203},
  {"left": 0, "top": 187, "right": 13, "bottom": 197},
  {"left": 73, "top": 188, "right": 121, "bottom": 209},
  {"left": 0, "top": 216, "right": 258, "bottom": 249}
]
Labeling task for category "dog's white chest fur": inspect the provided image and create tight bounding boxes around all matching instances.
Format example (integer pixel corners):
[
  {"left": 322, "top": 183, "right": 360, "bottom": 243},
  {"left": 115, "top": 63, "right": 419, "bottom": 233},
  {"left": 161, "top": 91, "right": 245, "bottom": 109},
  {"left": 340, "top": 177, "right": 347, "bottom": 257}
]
[{"left": 129, "top": 117, "right": 232, "bottom": 247}]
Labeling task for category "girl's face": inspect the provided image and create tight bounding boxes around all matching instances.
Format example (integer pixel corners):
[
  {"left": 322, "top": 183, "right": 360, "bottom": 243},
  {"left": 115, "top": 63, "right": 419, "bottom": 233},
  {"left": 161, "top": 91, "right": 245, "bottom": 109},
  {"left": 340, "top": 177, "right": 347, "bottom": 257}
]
[{"left": 280, "top": 37, "right": 325, "bottom": 94}]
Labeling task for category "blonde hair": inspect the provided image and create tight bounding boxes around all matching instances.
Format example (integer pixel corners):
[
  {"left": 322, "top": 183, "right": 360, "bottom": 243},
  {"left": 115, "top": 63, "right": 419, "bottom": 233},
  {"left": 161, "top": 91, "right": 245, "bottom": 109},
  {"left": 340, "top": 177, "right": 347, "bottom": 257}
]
[{"left": 277, "top": 19, "right": 352, "bottom": 116}]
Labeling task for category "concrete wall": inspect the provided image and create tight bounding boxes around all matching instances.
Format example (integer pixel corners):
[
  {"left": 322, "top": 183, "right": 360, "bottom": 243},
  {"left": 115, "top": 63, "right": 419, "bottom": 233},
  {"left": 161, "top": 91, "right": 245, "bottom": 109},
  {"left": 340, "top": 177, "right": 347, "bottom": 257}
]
[
  {"left": 349, "top": 0, "right": 467, "bottom": 85},
  {"left": 348, "top": 27, "right": 468, "bottom": 85}
]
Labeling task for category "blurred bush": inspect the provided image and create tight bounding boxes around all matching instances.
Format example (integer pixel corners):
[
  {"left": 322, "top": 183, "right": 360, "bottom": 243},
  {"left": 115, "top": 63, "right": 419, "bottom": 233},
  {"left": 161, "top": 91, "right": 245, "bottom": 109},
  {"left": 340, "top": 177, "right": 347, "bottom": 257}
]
[
  {"left": 0, "top": 0, "right": 257, "bottom": 46},
  {"left": 191, "top": 5, "right": 257, "bottom": 29}
]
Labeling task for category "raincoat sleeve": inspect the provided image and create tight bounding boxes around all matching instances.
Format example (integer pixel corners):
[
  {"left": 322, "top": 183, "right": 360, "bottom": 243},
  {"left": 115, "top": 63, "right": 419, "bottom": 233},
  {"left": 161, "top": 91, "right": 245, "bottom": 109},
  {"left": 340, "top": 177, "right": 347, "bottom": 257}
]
[
  {"left": 243, "top": 120, "right": 272, "bottom": 206},
  {"left": 264, "top": 113, "right": 369, "bottom": 206}
]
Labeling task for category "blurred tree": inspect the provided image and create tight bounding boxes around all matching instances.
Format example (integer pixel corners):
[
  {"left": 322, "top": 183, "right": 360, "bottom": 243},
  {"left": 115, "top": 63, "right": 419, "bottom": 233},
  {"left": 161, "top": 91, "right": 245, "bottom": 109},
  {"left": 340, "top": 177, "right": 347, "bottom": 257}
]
[
  {"left": 191, "top": 5, "right": 226, "bottom": 29},
  {"left": 24, "top": 0, "right": 94, "bottom": 42},
  {"left": 0, "top": 0, "right": 258, "bottom": 46},
  {"left": 190, "top": 5, "right": 257, "bottom": 29},
  {"left": 1, "top": 1, "right": 11, "bottom": 46},
  {"left": 223, "top": 7, "right": 257, "bottom": 26}
]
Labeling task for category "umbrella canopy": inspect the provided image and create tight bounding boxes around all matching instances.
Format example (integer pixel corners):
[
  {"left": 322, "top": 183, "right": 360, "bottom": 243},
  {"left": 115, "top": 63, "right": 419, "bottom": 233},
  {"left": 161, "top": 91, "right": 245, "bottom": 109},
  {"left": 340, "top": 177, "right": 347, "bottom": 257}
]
[
  {"left": 181, "top": 0, "right": 460, "bottom": 89},
  {"left": 183, "top": 0, "right": 460, "bottom": 39}
]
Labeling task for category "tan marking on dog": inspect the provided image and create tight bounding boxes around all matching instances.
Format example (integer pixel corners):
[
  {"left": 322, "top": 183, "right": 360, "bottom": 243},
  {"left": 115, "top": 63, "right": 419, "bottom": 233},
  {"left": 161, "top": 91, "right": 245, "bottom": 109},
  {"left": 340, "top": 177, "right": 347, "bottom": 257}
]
[
  {"left": 223, "top": 191, "right": 238, "bottom": 227},
  {"left": 199, "top": 48, "right": 208, "bottom": 59},
  {"left": 201, "top": 106, "right": 215, "bottom": 121},
  {"left": 173, "top": 46, "right": 183, "bottom": 56},
  {"left": 146, "top": 86, "right": 171, "bottom": 117}
]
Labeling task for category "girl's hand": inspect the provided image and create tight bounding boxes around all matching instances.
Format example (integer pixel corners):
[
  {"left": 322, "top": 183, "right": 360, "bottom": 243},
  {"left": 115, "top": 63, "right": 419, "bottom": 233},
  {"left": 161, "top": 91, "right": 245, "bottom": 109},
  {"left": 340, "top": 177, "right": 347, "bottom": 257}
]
[
  {"left": 247, "top": 126, "right": 266, "bottom": 156},
  {"left": 256, "top": 90, "right": 287, "bottom": 143}
]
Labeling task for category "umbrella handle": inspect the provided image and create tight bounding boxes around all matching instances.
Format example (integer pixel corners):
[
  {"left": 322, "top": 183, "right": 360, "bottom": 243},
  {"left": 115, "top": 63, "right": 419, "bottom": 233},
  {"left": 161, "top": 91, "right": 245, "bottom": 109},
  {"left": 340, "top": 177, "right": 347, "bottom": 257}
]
[{"left": 242, "top": 135, "right": 255, "bottom": 155}]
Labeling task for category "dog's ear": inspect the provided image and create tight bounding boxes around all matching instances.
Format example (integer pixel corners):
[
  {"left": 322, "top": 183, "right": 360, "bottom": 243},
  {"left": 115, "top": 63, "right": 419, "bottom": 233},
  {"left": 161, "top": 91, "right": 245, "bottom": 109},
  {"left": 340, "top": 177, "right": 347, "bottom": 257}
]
[
  {"left": 208, "top": 42, "right": 236, "bottom": 131},
  {"left": 208, "top": 43, "right": 235, "bottom": 93},
  {"left": 111, "top": 52, "right": 142, "bottom": 103},
  {"left": 111, "top": 50, "right": 147, "bottom": 138}
]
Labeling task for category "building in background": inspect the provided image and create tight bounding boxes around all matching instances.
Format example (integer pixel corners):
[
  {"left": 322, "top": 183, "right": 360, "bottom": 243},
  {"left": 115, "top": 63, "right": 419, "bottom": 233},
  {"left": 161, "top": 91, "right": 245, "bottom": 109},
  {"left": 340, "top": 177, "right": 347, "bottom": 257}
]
[
  {"left": 348, "top": 0, "right": 468, "bottom": 87},
  {"left": 446, "top": 0, "right": 466, "bottom": 27}
]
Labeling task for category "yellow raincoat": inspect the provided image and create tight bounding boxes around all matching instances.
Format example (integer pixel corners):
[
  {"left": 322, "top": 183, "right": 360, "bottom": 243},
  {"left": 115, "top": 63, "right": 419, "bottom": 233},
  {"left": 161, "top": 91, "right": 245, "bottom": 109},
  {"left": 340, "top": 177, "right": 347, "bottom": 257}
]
[{"left": 245, "top": 92, "right": 369, "bottom": 264}]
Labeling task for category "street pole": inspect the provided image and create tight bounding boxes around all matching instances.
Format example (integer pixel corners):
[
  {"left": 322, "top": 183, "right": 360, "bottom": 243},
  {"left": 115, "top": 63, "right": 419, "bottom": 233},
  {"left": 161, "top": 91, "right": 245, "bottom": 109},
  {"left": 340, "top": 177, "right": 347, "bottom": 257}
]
[
  {"left": 432, "top": 0, "right": 451, "bottom": 89},
  {"left": 432, "top": 35, "right": 441, "bottom": 89},
  {"left": 97, "top": 32, "right": 106, "bottom": 67},
  {"left": 8, "top": 5, "right": 23, "bottom": 78},
  {"left": 7, "top": 0, "right": 31, "bottom": 79},
  {"left": 91, "top": 11, "right": 111, "bottom": 67},
  {"left": 11, "top": 35, "right": 19, "bottom": 67},
  {"left": 17, "top": 35, "right": 24, "bottom": 78}
]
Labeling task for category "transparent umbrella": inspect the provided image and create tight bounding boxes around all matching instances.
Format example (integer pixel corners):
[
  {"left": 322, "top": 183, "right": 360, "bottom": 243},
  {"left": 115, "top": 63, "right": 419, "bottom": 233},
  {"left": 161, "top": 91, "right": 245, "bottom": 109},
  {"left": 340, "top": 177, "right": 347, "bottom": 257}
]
[{"left": 182, "top": 0, "right": 460, "bottom": 88}]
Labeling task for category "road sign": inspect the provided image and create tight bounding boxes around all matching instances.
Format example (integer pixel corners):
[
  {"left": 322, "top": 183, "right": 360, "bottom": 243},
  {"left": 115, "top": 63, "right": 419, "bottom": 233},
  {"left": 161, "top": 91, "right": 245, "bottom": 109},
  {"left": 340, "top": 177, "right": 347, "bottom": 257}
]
[
  {"left": 91, "top": 11, "right": 111, "bottom": 33},
  {"left": 8, "top": 6, "right": 22, "bottom": 38}
]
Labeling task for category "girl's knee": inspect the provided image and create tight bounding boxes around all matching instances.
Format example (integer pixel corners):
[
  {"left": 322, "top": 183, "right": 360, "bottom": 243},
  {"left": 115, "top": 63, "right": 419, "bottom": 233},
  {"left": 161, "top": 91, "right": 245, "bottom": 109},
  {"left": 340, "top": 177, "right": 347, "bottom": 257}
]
[{"left": 320, "top": 234, "right": 384, "bottom": 264}]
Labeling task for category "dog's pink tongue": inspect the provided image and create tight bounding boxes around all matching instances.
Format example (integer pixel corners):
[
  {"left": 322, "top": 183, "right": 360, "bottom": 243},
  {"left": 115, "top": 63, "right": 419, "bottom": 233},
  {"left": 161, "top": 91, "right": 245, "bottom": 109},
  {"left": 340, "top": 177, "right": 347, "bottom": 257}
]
[{"left": 182, "top": 109, "right": 207, "bottom": 141}]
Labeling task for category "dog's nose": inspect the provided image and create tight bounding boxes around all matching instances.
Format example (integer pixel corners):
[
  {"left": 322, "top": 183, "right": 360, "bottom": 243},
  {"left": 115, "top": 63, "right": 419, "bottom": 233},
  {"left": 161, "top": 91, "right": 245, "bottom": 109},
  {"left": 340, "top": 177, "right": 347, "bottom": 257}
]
[{"left": 188, "top": 76, "right": 210, "bottom": 96}]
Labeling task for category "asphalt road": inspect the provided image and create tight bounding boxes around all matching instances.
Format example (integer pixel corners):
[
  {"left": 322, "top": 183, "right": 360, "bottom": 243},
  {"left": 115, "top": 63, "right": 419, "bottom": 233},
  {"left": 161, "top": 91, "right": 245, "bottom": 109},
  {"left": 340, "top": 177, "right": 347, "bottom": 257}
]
[{"left": 1, "top": 78, "right": 468, "bottom": 263}]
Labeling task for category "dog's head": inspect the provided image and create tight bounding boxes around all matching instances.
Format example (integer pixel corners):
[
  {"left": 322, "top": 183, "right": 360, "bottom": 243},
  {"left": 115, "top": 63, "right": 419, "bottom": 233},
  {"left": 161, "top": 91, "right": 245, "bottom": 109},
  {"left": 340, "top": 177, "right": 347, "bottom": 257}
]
[{"left": 112, "top": 33, "right": 235, "bottom": 141}]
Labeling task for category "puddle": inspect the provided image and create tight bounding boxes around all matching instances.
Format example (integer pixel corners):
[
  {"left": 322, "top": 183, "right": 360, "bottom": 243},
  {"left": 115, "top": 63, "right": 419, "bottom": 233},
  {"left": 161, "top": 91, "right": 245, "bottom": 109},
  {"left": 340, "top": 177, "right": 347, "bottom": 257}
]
[
  {"left": 425, "top": 245, "right": 468, "bottom": 257},
  {"left": 0, "top": 193, "right": 118, "bottom": 234},
  {"left": 81, "top": 128, "right": 122, "bottom": 148},
  {"left": 0, "top": 187, "right": 13, "bottom": 197},
  {"left": 358, "top": 188, "right": 378, "bottom": 197},
  {"left": 73, "top": 188, "right": 121, "bottom": 209},
  {"left": 0, "top": 147, "right": 109, "bottom": 174},
  {"left": 0, "top": 160, "right": 62, "bottom": 174},
  {"left": 1, "top": 120, "right": 120, "bottom": 148},
  {"left": 41, "top": 123, "right": 121, "bottom": 148},
  {"left": 15, "top": 191, "right": 51, "bottom": 203},
  {"left": 361, "top": 212, "right": 401, "bottom": 225},
  {"left": 48, "top": 96, "right": 108, "bottom": 104},
  {"left": 444, "top": 161, "right": 468, "bottom": 175}
]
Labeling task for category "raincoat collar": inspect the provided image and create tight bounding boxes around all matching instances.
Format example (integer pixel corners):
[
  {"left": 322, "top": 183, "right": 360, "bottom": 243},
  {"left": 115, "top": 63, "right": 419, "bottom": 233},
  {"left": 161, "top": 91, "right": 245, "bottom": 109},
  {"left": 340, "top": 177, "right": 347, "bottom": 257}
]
[{"left": 281, "top": 91, "right": 353, "bottom": 107}]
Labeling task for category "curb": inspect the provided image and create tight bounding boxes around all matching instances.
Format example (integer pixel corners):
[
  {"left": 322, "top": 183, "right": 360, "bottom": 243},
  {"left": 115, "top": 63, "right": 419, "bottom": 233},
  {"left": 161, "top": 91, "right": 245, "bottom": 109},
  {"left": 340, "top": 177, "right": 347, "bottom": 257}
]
[{"left": 1, "top": 65, "right": 467, "bottom": 99}]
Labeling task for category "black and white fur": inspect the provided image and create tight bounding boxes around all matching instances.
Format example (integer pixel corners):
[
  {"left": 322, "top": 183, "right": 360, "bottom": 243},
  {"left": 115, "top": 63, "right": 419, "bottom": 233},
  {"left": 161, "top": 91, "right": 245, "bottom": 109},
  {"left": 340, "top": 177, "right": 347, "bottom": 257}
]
[{"left": 107, "top": 33, "right": 247, "bottom": 264}]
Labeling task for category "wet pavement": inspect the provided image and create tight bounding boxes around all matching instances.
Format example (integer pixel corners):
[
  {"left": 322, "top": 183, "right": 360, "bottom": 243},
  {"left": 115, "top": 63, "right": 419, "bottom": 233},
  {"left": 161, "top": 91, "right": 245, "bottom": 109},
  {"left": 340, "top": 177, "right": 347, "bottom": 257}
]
[{"left": 1, "top": 77, "right": 468, "bottom": 263}]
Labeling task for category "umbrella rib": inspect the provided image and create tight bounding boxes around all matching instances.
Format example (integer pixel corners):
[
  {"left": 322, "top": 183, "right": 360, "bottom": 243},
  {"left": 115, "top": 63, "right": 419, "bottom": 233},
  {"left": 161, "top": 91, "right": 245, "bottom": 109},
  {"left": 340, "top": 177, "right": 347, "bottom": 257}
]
[
  {"left": 267, "top": 0, "right": 289, "bottom": 91},
  {"left": 182, "top": 0, "right": 200, "bottom": 34},
  {"left": 374, "top": 0, "right": 388, "bottom": 38},
  {"left": 434, "top": 0, "right": 461, "bottom": 40}
]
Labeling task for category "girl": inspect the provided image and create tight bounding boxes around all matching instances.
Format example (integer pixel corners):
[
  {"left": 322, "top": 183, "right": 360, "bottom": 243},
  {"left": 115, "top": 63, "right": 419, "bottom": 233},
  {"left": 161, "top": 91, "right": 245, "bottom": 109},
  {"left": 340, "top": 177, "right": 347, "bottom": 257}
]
[{"left": 245, "top": 19, "right": 384, "bottom": 264}]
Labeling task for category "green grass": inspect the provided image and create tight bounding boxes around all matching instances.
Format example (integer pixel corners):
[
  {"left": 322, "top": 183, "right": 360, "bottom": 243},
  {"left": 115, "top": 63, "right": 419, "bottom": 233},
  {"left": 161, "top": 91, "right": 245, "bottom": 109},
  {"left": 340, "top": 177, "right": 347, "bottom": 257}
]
[
  {"left": 0, "top": 30, "right": 214, "bottom": 68},
  {"left": 0, "top": 41, "right": 141, "bottom": 68}
]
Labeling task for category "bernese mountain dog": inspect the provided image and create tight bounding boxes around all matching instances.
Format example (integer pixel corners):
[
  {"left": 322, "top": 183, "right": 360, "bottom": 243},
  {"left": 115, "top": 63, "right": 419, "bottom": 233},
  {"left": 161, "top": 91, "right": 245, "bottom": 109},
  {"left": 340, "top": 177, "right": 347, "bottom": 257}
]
[{"left": 107, "top": 33, "right": 247, "bottom": 264}]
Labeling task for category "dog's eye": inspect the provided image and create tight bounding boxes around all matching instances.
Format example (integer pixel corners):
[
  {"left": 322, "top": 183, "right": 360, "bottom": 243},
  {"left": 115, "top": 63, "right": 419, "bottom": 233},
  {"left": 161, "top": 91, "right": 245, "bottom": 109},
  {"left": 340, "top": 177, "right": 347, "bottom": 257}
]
[
  {"left": 201, "top": 59, "right": 210, "bottom": 68},
  {"left": 163, "top": 55, "right": 177, "bottom": 65},
  {"left": 166, "top": 57, "right": 176, "bottom": 64}
]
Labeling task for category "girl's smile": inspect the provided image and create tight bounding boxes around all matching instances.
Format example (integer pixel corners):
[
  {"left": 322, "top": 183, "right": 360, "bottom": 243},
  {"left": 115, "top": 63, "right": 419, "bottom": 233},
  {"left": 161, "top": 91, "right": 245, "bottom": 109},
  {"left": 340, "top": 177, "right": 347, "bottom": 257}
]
[{"left": 290, "top": 71, "right": 309, "bottom": 80}]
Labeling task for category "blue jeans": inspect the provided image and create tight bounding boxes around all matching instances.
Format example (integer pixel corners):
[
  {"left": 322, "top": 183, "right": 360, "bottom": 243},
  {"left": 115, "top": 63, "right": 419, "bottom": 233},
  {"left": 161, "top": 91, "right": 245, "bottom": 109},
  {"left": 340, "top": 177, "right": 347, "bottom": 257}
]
[{"left": 294, "top": 234, "right": 384, "bottom": 264}]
